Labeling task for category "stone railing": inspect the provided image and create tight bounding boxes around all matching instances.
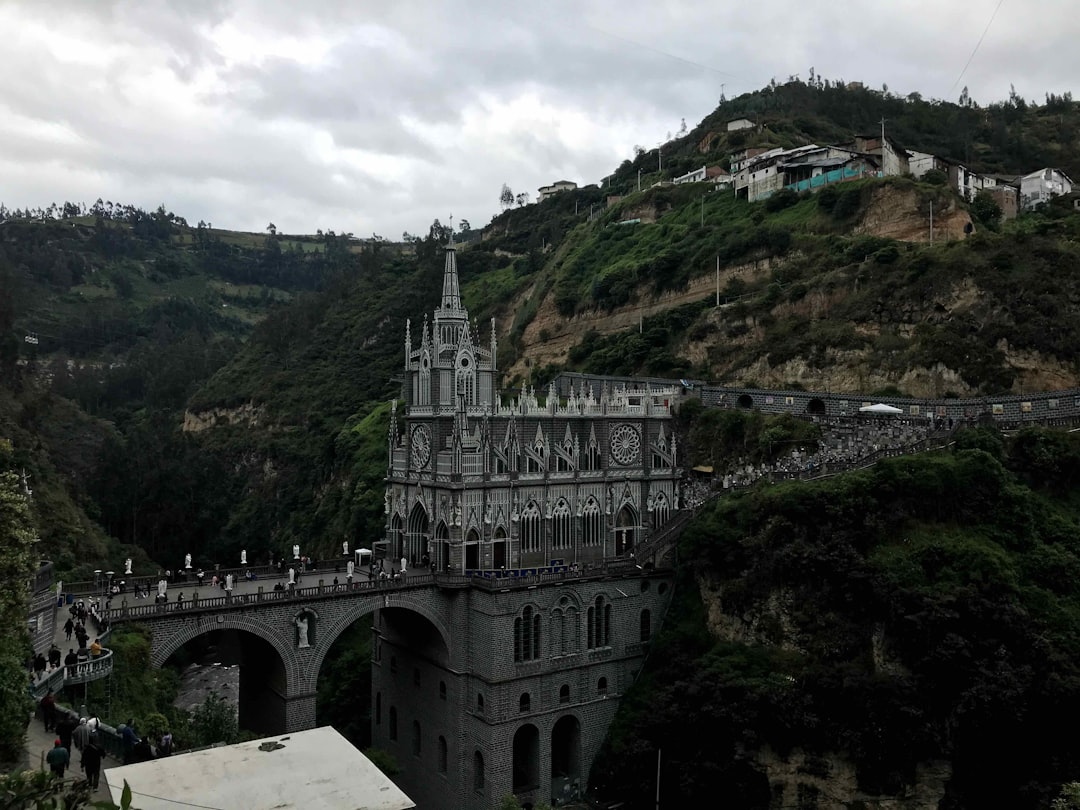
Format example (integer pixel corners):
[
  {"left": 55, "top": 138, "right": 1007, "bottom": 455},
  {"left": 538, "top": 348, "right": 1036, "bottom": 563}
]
[{"left": 29, "top": 650, "right": 114, "bottom": 701}]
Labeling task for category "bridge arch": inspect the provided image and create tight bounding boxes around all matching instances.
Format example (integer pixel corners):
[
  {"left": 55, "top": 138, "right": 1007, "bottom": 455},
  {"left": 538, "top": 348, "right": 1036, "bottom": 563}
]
[
  {"left": 303, "top": 592, "right": 453, "bottom": 694},
  {"left": 737, "top": 393, "right": 754, "bottom": 409},
  {"left": 807, "top": 397, "right": 826, "bottom": 415},
  {"left": 150, "top": 613, "right": 301, "bottom": 687}
]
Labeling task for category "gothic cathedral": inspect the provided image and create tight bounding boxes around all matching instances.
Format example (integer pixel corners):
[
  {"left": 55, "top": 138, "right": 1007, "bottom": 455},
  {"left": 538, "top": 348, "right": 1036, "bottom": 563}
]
[{"left": 383, "top": 238, "right": 683, "bottom": 571}]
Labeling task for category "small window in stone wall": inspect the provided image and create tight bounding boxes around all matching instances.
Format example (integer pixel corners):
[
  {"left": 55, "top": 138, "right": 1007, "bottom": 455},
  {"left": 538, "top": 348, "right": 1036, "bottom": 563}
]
[
  {"left": 440, "top": 680, "right": 447, "bottom": 700},
  {"left": 477, "top": 693, "right": 484, "bottom": 713},
  {"left": 414, "top": 668, "right": 420, "bottom": 687},
  {"left": 519, "top": 692, "right": 531, "bottom": 713},
  {"left": 474, "top": 751, "right": 485, "bottom": 792},
  {"left": 438, "top": 736, "right": 448, "bottom": 773},
  {"left": 559, "top": 684, "right": 570, "bottom": 704},
  {"left": 640, "top": 579, "right": 650, "bottom": 592},
  {"left": 597, "top": 677, "right": 608, "bottom": 696},
  {"left": 658, "top": 582, "right": 668, "bottom": 595}
]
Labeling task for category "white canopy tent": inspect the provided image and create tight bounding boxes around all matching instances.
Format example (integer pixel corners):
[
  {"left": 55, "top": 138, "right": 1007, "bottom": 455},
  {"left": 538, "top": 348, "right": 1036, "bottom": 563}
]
[
  {"left": 859, "top": 403, "right": 904, "bottom": 414},
  {"left": 354, "top": 548, "right": 373, "bottom": 566}
]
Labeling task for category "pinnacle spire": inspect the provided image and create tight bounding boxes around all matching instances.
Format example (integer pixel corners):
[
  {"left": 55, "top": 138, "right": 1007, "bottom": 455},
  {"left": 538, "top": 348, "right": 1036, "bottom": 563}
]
[{"left": 440, "top": 235, "right": 462, "bottom": 313}]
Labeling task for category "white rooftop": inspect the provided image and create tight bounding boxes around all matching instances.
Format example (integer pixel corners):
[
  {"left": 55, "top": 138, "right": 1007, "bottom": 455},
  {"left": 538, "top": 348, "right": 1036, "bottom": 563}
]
[{"left": 104, "top": 726, "right": 415, "bottom": 810}]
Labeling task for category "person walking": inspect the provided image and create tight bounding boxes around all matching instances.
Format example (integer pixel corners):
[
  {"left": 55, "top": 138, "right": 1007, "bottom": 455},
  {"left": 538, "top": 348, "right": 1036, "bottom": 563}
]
[
  {"left": 46, "top": 739, "right": 69, "bottom": 777},
  {"left": 82, "top": 739, "right": 103, "bottom": 789},
  {"left": 72, "top": 717, "right": 90, "bottom": 756},
  {"left": 120, "top": 719, "right": 139, "bottom": 764},
  {"left": 90, "top": 638, "right": 102, "bottom": 657},
  {"left": 48, "top": 644, "right": 61, "bottom": 670},
  {"left": 63, "top": 618, "right": 74, "bottom": 641},
  {"left": 56, "top": 712, "right": 76, "bottom": 752},
  {"left": 33, "top": 653, "right": 47, "bottom": 681},
  {"left": 40, "top": 690, "right": 57, "bottom": 731},
  {"left": 64, "top": 649, "right": 78, "bottom": 678}
]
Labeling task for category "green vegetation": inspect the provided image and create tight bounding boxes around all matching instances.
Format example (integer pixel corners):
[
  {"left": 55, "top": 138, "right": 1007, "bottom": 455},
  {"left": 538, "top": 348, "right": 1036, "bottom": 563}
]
[
  {"left": 592, "top": 426, "right": 1080, "bottom": 808},
  {"left": 0, "top": 440, "right": 36, "bottom": 766}
]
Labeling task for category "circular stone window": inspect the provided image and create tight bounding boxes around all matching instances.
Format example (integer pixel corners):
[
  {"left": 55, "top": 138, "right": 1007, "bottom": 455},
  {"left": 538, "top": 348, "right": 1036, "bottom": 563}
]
[
  {"left": 658, "top": 582, "right": 669, "bottom": 595},
  {"left": 609, "top": 424, "right": 641, "bottom": 466},
  {"left": 640, "top": 579, "right": 650, "bottom": 593}
]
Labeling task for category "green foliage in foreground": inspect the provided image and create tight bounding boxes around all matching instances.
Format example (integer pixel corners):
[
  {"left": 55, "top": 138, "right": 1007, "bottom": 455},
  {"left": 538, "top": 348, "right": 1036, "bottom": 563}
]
[
  {"left": 592, "top": 427, "right": 1080, "bottom": 809},
  {"left": 0, "top": 440, "right": 37, "bottom": 764}
]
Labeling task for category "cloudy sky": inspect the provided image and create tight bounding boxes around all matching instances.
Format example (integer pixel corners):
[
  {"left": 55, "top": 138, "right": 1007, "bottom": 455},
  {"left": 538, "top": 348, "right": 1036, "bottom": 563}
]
[{"left": 2, "top": 0, "right": 1077, "bottom": 237}]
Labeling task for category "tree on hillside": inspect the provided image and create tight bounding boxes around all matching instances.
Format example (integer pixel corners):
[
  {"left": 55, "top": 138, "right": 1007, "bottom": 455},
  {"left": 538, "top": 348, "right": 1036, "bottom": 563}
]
[
  {"left": 0, "top": 439, "right": 37, "bottom": 765},
  {"left": 458, "top": 218, "right": 471, "bottom": 234},
  {"left": 499, "top": 183, "right": 514, "bottom": 211},
  {"left": 971, "top": 190, "right": 1002, "bottom": 230},
  {"left": 515, "top": 192, "right": 531, "bottom": 207}
]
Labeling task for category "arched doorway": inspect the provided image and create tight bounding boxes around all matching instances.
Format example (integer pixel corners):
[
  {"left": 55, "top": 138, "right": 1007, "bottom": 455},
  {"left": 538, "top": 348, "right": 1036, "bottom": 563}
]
[
  {"left": 389, "top": 513, "right": 403, "bottom": 563},
  {"left": 551, "top": 715, "right": 582, "bottom": 799},
  {"left": 406, "top": 503, "right": 427, "bottom": 565},
  {"left": 807, "top": 398, "right": 826, "bottom": 415},
  {"left": 465, "top": 528, "right": 480, "bottom": 569},
  {"left": 614, "top": 505, "right": 637, "bottom": 556},
  {"left": 162, "top": 629, "right": 289, "bottom": 736},
  {"left": 493, "top": 526, "right": 507, "bottom": 570},
  {"left": 737, "top": 393, "right": 753, "bottom": 409},
  {"left": 513, "top": 723, "right": 540, "bottom": 793},
  {"left": 435, "top": 521, "right": 450, "bottom": 571}
]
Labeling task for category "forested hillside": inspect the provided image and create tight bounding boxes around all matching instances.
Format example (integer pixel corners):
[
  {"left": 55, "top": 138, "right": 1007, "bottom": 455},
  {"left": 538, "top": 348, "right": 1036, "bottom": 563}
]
[
  {"left": 3, "top": 79, "right": 1080, "bottom": 581},
  {"left": 591, "top": 425, "right": 1080, "bottom": 808}
]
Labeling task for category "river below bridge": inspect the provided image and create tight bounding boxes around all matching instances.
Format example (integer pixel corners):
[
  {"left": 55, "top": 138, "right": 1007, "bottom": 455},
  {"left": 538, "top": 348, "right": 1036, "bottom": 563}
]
[{"left": 173, "top": 662, "right": 240, "bottom": 721}]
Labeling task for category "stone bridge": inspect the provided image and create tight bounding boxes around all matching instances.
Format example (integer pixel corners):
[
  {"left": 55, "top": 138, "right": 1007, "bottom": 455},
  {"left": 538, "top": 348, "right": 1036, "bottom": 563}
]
[{"left": 104, "top": 549, "right": 682, "bottom": 809}]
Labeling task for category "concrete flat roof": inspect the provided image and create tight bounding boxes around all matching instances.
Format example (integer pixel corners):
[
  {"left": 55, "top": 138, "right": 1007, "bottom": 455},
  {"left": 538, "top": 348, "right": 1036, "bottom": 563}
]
[{"left": 104, "top": 726, "right": 414, "bottom": 810}]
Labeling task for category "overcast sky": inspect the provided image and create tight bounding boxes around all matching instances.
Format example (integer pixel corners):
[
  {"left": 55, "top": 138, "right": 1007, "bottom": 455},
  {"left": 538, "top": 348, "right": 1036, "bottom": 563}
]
[{"left": 2, "top": 0, "right": 1077, "bottom": 237}]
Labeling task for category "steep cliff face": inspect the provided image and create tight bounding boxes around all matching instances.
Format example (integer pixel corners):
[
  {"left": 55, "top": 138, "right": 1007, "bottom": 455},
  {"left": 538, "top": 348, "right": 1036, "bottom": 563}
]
[{"left": 696, "top": 571, "right": 955, "bottom": 809}]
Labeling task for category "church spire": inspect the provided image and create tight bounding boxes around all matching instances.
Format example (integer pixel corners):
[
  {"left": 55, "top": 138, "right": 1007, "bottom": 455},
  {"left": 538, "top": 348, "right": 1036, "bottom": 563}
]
[{"left": 440, "top": 231, "right": 463, "bottom": 314}]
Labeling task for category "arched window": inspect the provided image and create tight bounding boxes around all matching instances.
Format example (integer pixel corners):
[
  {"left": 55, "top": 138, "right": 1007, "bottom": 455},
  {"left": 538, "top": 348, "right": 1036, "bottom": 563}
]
[
  {"left": 564, "top": 606, "right": 578, "bottom": 654},
  {"left": 653, "top": 492, "right": 670, "bottom": 529},
  {"left": 477, "top": 693, "right": 485, "bottom": 714},
  {"left": 597, "top": 677, "right": 608, "bottom": 696},
  {"left": 514, "top": 606, "right": 541, "bottom": 662},
  {"left": 552, "top": 499, "right": 572, "bottom": 549},
  {"left": 640, "top": 609, "right": 652, "bottom": 642},
  {"left": 389, "top": 707, "right": 398, "bottom": 741},
  {"left": 375, "top": 692, "right": 381, "bottom": 725},
  {"left": 438, "top": 736, "right": 448, "bottom": 773},
  {"left": 439, "top": 680, "right": 447, "bottom": 700},
  {"left": 412, "top": 720, "right": 421, "bottom": 756},
  {"left": 519, "top": 692, "right": 531, "bottom": 713},
  {"left": 588, "top": 595, "right": 610, "bottom": 648},
  {"left": 582, "top": 498, "right": 602, "bottom": 546},
  {"left": 520, "top": 501, "right": 542, "bottom": 552},
  {"left": 474, "top": 751, "right": 485, "bottom": 792},
  {"left": 551, "top": 608, "right": 564, "bottom": 656},
  {"left": 559, "top": 684, "right": 570, "bottom": 704}
]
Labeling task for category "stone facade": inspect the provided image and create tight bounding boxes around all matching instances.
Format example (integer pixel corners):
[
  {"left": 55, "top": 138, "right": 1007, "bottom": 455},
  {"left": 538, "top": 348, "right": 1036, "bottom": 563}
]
[
  {"left": 385, "top": 238, "right": 684, "bottom": 574},
  {"left": 371, "top": 573, "right": 673, "bottom": 810}
]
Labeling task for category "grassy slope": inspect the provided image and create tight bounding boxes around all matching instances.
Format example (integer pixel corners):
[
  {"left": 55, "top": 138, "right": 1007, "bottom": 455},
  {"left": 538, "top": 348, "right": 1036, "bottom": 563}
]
[{"left": 591, "top": 427, "right": 1080, "bottom": 809}]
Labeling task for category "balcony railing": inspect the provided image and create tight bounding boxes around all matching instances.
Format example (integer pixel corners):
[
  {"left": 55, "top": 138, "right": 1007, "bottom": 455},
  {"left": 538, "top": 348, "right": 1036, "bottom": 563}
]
[{"left": 30, "top": 650, "right": 114, "bottom": 701}]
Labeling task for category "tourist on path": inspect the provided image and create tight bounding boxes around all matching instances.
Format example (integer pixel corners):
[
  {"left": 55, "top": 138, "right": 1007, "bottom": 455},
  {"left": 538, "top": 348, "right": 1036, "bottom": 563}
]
[
  {"left": 64, "top": 649, "right": 78, "bottom": 677},
  {"left": 72, "top": 717, "right": 90, "bottom": 755},
  {"left": 46, "top": 739, "right": 69, "bottom": 777},
  {"left": 81, "top": 740, "right": 103, "bottom": 789},
  {"left": 40, "top": 690, "right": 57, "bottom": 731},
  {"left": 56, "top": 713, "right": 76, "bottom": 752},
  {"left": 48, "top": 644, "right": 61, "bottom": 670}
]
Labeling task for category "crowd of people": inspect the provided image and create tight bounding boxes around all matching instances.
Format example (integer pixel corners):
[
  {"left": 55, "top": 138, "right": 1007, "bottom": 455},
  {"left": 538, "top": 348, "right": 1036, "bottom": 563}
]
[{"left": 717, "top": 416, "right": 938, "bottom": 489}]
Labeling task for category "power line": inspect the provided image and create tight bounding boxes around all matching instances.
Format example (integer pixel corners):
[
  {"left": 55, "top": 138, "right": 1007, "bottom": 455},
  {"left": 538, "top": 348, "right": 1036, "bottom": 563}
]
[{"left": 949, "top": 0, "right": 1006, "bottom": 95}]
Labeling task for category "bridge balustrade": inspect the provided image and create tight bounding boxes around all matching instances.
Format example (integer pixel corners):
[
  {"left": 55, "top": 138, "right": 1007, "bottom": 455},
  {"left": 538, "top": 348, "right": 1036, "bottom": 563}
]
[{"left": 30, "top": 650, "right": 115, "bottom": 701}]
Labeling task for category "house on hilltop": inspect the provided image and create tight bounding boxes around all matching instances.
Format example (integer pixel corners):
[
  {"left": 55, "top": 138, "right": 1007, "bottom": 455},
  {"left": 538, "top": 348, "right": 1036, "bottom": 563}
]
[
  {"left": 1020, "top": 168, "right": 1074, "bottom": 210},
  {"left": 726, "top": 118, "right": 755, "bottom": 132},
  {"left": 673, "top": 165, "right": 731, "bottom": 187},
  {"left": 537, "top": 180, "right": 578, "bottom": 202},
  {"left": 836, "top": 133, "right": 910, "bottom": 176}
]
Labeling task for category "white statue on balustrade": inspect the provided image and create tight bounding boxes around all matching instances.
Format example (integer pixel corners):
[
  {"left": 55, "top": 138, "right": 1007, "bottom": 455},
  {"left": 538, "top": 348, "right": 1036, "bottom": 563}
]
[
  {"left": 184, "top": 554, "right": 192, "bottom": 569},
  {"left": 125, "top": 558, "right": 133, "bottom": 575},
  {"left": 241, "top": 550, "right": 247, "bottom": 565},
  {"left": 293, "top": 544, "right": 300, "bottom": 560}
]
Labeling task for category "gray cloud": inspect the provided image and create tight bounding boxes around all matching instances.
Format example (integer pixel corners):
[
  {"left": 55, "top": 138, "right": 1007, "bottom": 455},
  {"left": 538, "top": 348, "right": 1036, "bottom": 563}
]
[{"left": 1, "top": 0, "right": 1078, "bottom": 236}]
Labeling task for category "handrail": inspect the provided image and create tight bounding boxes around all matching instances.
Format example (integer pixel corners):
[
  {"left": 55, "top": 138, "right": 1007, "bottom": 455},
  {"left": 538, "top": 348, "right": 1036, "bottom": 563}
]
[{"left": 29, "top": 650, "right": 114, "bottom": 701}]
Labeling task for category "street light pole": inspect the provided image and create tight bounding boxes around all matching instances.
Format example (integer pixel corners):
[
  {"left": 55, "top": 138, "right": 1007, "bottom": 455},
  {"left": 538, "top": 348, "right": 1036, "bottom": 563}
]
[{"left": 637, "top": 169, "right": 642, "bottom": 193}]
